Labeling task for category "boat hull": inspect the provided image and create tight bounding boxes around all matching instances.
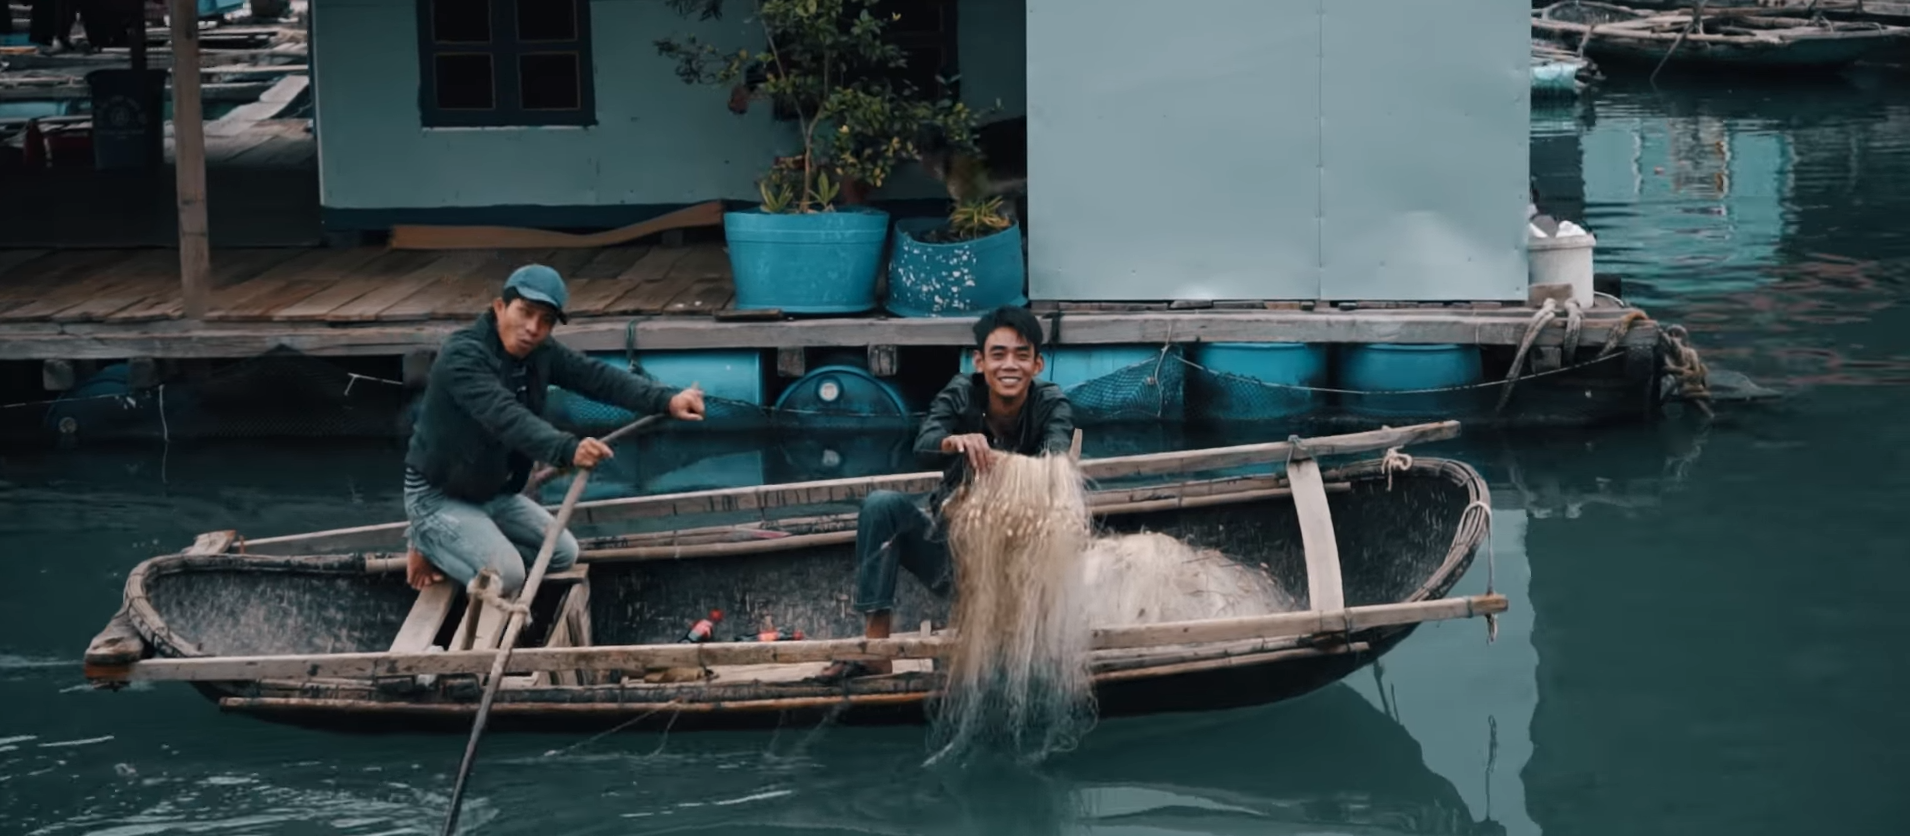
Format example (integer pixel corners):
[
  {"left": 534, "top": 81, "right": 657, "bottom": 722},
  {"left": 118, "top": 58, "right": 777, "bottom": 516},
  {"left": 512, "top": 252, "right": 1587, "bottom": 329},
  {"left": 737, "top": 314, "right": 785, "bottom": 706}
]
[{"left": 88, "top": 426, "right": 1498, "bottom": 734}]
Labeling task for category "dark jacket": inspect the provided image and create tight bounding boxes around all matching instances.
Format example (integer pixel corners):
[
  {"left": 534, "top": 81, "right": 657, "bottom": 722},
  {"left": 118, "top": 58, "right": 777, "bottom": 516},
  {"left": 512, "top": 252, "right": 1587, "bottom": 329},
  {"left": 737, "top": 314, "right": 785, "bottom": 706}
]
[
  {"left": 914, "top": 373, "right": 1075, "bottom": 514},
  {"left": 404, "top": 310, "right": 679, "bottom": 501}
]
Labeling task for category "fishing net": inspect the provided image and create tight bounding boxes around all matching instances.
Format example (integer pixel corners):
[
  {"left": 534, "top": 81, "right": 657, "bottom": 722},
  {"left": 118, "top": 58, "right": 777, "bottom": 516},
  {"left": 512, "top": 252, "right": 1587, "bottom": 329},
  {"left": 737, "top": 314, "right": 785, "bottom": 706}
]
[
  {"left": 1056, "top": 346, "right": 1186, "bottom": 423},
  {"left": 930, "top": 451, "right": 1097, "bottom": 766},
  {"left": 29, "top": 348, "right": 414, "bottom": 442},
  {"left": 1079, "top": 531, "right": 1299, "bottom": 626}
]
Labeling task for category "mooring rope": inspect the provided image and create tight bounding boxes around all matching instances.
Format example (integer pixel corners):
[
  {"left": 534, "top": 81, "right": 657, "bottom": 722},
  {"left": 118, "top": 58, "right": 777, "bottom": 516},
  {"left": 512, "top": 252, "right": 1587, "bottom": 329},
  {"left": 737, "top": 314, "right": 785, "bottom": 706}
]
[
  {"left": 1659, "top": 324, "right": 1714, "bottom": 418},
  {"left": 1495, "top": 298, "right": 1561, "bottom": 414}
]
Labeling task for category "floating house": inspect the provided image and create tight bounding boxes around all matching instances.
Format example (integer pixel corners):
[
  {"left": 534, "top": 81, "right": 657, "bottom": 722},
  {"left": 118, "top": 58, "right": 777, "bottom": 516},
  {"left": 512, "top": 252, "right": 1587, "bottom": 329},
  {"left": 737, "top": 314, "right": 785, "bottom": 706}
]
[{"left": 0, "top": 0, "right": 1706, "bottom": 440}]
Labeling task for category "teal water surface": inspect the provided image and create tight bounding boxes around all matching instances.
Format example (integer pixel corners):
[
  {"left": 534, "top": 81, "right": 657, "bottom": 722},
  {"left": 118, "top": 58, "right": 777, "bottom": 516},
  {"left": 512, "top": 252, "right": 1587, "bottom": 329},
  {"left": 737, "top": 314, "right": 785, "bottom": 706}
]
[{"left": 5, "top": 74, "right": 1910, "bottom": 834}]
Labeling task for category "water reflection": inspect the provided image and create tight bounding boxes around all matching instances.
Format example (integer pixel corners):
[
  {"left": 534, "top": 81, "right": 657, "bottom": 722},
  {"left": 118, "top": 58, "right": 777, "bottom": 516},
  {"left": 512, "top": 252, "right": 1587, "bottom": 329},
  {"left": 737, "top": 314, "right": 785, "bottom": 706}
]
[{"left": 1554, "top": 75, "right": 1910, "bottom": 395}]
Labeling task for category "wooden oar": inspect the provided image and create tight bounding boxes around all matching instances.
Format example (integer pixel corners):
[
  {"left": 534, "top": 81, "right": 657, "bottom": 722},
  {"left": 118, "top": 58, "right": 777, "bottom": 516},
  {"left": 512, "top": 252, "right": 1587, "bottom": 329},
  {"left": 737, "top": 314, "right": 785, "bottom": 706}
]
[
  {"left": 440, "top": 412, "right": 668, "bottom": 836},
  {"left": 520, "top": 396, "right": 688, "bottom": 496}
]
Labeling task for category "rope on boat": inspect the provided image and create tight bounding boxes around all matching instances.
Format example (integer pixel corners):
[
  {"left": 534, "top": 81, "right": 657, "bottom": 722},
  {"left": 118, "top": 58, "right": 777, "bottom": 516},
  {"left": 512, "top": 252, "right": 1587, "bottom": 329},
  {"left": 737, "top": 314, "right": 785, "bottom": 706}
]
[
  {"left": 1381, "top": 446, "right": 1414, "bottom": 490},
  {"left": 469, "top": 574, "right": 531, "bottom": 623}
]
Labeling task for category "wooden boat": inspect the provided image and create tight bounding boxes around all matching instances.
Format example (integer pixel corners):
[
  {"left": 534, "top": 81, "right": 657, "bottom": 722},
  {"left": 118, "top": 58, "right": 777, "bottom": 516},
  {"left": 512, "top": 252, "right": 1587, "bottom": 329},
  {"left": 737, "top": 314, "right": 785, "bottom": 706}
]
[
  {"left": 1533, "top": 1, "right": 1910, "bottom": 70},
  {"left": 79, "top": 421, "right": 1506, "bottom": 733}
]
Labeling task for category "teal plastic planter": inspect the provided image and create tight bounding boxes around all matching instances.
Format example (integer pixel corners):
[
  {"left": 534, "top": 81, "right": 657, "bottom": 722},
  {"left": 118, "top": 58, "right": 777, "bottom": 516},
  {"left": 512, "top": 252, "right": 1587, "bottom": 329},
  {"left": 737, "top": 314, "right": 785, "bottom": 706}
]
[
  {"left": 884, "top": 217, "right": 1027, "bottom": 318},
  {"left": 724, "top": 207, "right": 890, "bottom": 313},
  {"left": 1337, "top": 343, "right": 1485, "bottom": 418},
  {"left": 1190, "top": 342, "right": 1329, "bottom": 422}
]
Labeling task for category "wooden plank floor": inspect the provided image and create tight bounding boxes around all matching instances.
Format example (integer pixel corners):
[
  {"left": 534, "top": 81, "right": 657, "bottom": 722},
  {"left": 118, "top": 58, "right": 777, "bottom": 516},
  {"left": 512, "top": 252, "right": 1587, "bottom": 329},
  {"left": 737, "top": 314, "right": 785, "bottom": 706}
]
[{"left": 0, "top": 243, "right": 740, "bottom": 325}]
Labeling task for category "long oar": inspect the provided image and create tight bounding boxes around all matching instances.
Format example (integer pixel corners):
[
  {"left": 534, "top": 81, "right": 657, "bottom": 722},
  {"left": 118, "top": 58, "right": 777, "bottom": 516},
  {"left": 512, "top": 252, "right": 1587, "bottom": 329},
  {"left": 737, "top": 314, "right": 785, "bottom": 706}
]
[
  {"left": 441, "top": 412, "right": 667, "bottom": 835},
  {"left": 521, "top": 386, "right": 698, "bottom": 497}
]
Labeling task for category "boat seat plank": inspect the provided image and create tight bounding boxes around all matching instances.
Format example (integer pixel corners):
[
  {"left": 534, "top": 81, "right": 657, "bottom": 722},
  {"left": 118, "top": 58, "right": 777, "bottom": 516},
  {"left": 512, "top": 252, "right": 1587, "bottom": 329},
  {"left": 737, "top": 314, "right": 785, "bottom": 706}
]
[
  {"left": 1287, "top": 457, "right": 1346, "bottom": 612},
  {"left": 389, "top": 581, "right": 458, "bottom": 653}
]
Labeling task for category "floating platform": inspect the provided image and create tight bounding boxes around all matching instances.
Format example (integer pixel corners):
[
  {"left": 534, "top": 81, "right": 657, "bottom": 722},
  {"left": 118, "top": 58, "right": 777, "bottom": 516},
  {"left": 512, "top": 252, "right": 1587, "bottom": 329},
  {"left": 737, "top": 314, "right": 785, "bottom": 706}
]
[{"left": 0, "top": 238, "right": 1703, "bottom": 438}]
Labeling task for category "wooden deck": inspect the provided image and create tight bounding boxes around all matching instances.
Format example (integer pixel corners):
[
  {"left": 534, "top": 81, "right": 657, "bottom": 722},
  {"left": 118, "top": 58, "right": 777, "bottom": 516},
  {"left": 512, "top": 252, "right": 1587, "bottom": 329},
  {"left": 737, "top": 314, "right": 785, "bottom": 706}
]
[
  {"left": 0, "top": 239, "right": 1662, "bottom": 362},
  {"left": 0, "top": 242, "right": 737, "bottom": 327}
]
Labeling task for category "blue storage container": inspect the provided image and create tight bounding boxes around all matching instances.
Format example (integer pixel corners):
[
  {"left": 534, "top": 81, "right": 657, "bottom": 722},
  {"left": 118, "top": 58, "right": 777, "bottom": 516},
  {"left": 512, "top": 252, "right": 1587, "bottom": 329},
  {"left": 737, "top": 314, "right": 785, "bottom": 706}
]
[
  {"left": 885, "top": 217, "right": 1027, "bottom": 318},
  {"left": 199, "top": 0, "right": 245, "bottom": 17},
  {"left": 773, "top": 364, "right": 914, "bottom": 429},
  {"left": 1336, "top": 343, "right": 1485, "bottom": 418},
  {"left": 959, "top": 344, "right": 1185, "bottom": 422},
  {"left": 545, "top": 349, "right": 765, "bottom": 431},
  {"left": 1189, "top": 342, "right": 1329, "bottom": 423},
  {"left": 724, "top": 207, "right": 890, "bottom": 313}
]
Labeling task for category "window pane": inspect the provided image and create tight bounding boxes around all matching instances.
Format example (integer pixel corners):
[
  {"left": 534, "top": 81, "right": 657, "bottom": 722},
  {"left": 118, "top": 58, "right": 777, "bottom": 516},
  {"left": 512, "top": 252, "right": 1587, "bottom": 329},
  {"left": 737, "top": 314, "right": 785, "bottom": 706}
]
[
  {"left": 432, "top": 0, "right": 490, "bottom": 43},
  {"left": 517, "top": 0, "right": 577, "bottom": 41},
  {"left": 520, "top": 53, "right": 580, "bottom": 110},
  {"left": 436, "top": 54, "right": 495, "bottom": 109}
]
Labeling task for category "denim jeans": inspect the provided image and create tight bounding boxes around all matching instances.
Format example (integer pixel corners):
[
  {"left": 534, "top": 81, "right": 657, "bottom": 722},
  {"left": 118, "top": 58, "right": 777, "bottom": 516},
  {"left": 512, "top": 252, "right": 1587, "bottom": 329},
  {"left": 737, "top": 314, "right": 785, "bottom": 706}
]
[
  {"left": 852, "top": 490, "right": 953, "bottom": 613},
  {"left": 403, "top": 469, "right": 578, "bottom": 596}
]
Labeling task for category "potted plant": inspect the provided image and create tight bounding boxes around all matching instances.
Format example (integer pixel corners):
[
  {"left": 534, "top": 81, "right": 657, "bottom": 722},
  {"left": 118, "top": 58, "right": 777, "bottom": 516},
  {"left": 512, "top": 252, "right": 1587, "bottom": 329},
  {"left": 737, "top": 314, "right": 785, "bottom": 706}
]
[
  {"left": 885, "top": 195, "right": 1027, "bottom": 318},
  {"left": 657, "top": 0, "right": 977, "bottom": 314}
]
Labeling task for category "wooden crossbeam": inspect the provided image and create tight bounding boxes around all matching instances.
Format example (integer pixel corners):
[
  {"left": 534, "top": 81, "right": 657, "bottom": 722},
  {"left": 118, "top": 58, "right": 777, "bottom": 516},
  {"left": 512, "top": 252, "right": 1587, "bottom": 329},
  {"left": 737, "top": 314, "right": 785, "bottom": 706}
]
[{"left": 1286, "top": 457, "right": 1345, "bottom": 612}]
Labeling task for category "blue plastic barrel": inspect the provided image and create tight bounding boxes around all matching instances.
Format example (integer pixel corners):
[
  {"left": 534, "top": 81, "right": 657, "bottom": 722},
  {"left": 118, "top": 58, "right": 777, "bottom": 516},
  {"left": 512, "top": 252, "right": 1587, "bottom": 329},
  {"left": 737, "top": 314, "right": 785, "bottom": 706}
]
[
  {"left": 1337, "top": 344, "right": 1485, "bottom": 418},
  {"left": 724, "top": 207, "right": 890, "bottom": 313},
  {"left": 1189, "top": 342, "right": 1329, "bottom": 423},
  {"left": 773, "top": 365, "right": 913, "bottom": 429},
  {"left": 545, "top": 350, "right": 764, "bottom": 431},
  {"left": 84, "top": 69, "right": 169, "bottom": 171},
  {"left": 885, "top": 217, "right": 1027, "bottom": 318}
]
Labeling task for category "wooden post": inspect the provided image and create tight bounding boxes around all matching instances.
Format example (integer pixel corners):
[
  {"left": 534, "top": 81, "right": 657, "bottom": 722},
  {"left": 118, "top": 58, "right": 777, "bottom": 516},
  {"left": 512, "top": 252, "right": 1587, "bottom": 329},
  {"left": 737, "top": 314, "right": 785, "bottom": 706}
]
[{"left": 169, "top": 0, "right": 211, "bottom": 320}]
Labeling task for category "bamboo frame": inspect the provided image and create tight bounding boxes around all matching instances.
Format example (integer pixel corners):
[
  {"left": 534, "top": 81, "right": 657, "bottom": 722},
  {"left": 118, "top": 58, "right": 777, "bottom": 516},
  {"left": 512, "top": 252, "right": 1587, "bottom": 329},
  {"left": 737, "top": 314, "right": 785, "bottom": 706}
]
[
  {"left": 95, "top": 594, "right": 1506, "bottom": 683},
  {"left": 238, "top": 421, "right": 1458, "bottom": 554}
]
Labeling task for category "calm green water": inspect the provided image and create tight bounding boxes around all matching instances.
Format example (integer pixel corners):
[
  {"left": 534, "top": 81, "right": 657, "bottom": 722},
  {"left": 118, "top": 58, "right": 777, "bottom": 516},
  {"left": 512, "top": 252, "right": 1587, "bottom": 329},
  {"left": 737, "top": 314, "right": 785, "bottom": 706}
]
[{"left": 6, "top": 74, "right": 1910, "bottom": 834}]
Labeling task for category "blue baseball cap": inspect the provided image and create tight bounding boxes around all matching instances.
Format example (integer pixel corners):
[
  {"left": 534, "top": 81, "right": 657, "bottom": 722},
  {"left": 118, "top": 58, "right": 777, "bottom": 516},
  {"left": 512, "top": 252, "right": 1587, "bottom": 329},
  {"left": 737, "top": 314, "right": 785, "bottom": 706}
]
[{"left": 503, "top": 263, "right": 569, "bottom": 323}]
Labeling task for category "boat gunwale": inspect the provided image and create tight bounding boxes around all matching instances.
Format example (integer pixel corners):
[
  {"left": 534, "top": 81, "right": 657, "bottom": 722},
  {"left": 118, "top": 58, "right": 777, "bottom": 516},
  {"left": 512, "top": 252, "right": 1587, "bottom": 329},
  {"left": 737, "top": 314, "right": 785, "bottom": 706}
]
[
  {"left": 108, "top": 456, "right": 1494, "bottom": 706},
  {"left": 232, "top": 421, "right": 1462, "bottom": 554}
]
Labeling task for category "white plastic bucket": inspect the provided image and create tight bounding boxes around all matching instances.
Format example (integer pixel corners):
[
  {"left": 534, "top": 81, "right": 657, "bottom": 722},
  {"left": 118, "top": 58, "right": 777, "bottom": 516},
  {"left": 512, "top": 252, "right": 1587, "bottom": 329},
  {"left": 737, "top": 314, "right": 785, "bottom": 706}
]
[{"left": 1527, "top": 223, "right": 1596, "bottom": 307}]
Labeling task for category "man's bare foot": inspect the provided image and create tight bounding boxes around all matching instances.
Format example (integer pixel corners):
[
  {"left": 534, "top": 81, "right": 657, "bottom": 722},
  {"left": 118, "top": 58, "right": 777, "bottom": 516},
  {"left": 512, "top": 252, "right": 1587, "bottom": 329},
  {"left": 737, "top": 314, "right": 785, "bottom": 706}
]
[{"left": 406, "top": 547, "right": 444, "bottom": 590}]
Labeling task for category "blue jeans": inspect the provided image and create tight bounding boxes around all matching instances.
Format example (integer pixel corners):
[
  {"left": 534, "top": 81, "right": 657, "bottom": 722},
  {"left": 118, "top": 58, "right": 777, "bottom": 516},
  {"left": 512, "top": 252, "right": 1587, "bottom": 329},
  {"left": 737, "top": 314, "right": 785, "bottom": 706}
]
[
  {"left": 852, "top": 490, "right": 953, "bottom": 614},
  {"left": 403, "top": 470, "right": 578, "bottom": 596}
]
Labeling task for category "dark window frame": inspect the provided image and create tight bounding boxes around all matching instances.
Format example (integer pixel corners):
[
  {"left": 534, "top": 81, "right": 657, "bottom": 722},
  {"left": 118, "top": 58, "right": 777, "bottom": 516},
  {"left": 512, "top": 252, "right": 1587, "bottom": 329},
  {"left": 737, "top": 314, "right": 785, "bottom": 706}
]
[
  {"left": 876, "top": 0, "right": 960, "bottom": 102},
  {"left": 416, "top": 0, "right": 598, "bottom": 128}
]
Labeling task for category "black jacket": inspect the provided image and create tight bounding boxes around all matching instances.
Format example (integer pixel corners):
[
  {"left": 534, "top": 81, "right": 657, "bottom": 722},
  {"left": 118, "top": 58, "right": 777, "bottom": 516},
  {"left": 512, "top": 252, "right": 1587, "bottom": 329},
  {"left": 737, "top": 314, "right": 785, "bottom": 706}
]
[
  {"left": 914, "top": 373, "right": 1075, "bottom": 514},
  {"left": 404, "top": 310, "right": 679, "bottom": 501}
]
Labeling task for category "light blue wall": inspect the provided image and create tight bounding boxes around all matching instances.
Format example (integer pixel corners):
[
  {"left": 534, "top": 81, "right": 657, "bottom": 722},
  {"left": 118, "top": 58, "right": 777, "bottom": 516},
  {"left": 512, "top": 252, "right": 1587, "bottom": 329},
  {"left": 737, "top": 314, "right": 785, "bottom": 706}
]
[
  {"left": 1026, "top": 0, "right": 1530, "bottom": 302},
  {"left": 311, "top": 0, "right": 1026, "bottom": 212}
]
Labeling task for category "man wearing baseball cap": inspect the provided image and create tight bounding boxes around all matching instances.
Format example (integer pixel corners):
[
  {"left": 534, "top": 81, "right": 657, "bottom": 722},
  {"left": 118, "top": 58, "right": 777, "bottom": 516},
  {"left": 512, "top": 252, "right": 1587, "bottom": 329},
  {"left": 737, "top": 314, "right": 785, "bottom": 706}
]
[{"left": 400, "top": 263, "right": 705, "bottom": 593}]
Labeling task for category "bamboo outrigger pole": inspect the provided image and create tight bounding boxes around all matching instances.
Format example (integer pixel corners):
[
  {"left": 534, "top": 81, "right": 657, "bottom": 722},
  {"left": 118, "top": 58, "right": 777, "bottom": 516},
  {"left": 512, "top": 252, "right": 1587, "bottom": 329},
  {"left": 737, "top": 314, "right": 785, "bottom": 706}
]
[{"left": 441, "top": 413, "right": 668, "bottom": 835}]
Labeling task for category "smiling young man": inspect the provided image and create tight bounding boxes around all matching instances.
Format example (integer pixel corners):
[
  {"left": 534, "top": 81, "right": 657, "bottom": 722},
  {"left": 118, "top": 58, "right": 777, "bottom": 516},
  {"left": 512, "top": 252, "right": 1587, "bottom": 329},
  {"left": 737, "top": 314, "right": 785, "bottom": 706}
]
[
  {"left": 402, "top": 264, "right": 705, "bottom": 595},
  {"left": 817, "top": 305, "right": 1076, "bottom": 682}
]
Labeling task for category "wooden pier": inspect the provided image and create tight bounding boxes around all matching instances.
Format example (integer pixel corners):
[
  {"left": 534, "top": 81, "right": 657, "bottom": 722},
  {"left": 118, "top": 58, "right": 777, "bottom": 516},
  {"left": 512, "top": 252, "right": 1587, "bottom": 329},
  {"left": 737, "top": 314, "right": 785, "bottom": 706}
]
[{"left": 0, "top": 240, "right": 1660, "bottom": 362}]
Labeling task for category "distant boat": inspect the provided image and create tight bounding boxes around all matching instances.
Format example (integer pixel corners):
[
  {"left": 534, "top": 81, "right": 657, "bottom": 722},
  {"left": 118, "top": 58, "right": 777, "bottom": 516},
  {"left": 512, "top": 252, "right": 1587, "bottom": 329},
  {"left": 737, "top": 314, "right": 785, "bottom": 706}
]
[
  {"left": 1532, "top": 1, "right": 1910, "bottom": 71},
  {"left": 1533, "top": 38, "right": 1601, "bottom": 96}
]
